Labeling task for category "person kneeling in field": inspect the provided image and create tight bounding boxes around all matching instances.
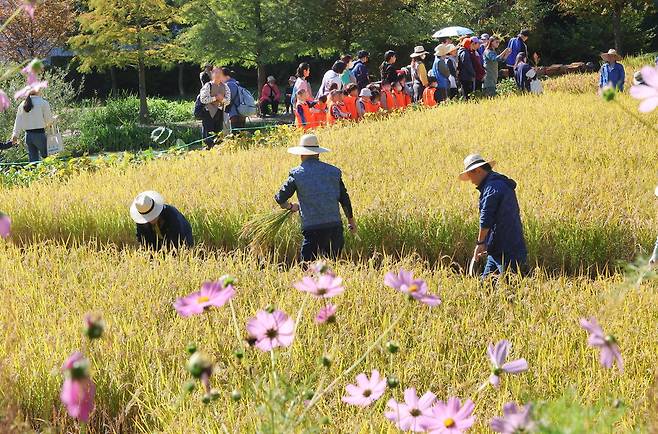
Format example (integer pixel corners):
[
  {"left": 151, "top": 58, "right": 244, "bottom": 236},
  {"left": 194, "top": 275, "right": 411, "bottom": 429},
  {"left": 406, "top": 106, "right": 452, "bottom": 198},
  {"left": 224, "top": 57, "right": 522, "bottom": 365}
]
[
  {"left": 274, "top": 134, "right": 356, "bottom": 262},
  {"left": 459, "top": 154, "right": 527, "bottom": 278},
  {"left": 131, "top": 191, "right": 194, "bottom": 251}
]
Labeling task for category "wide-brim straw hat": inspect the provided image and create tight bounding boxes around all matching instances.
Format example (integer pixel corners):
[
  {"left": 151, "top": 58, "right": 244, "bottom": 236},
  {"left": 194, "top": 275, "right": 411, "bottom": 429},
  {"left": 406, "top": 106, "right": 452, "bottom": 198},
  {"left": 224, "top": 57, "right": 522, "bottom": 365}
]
[
  {"left": 435, "top": 44, "right": 451, "bottom": 57},
  {"left": 458, "top": 154, "right": 496, "bottom": 181},
  {"left": 410, "top": 45, "right": 429, "bottom": 58},
  {"left": 601, "top": 49, "right": 622, "bottom": 62},
  {"left": 287, "top": 134, "right": 331, "bottom": 156},
  {"left": 130, "top": 191, "right": 165, "bottom": 224}
]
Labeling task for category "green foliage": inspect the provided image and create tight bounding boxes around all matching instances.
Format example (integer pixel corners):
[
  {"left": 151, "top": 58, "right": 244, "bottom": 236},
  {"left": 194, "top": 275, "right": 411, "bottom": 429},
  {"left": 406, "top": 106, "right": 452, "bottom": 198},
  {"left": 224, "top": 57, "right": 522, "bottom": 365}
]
[
  {"left": 534, "top": 389, "right": 626, "bottom": 433},
  {"left": 71, "top": 97, "right": 196, "bottom": 154}
]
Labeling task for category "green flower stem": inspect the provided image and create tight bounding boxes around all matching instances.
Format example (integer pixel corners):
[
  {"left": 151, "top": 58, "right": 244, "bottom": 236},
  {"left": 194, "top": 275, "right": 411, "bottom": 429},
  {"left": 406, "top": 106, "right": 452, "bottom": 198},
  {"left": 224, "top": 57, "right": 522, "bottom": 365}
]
[
  {"left": 228, "top": 300, "right": 243, "bottom": 349},
  {"left": 295, "top": 305, "right": 409, "bottom": 426}
]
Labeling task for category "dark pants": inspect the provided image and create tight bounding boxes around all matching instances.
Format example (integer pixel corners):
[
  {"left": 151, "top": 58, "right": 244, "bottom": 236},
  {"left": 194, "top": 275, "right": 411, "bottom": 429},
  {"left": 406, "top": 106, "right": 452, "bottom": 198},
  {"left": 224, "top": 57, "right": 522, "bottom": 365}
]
[
  {"left": 260, "top": 99, "right": 279, "bottom": 116},
  {"left": 475, "top": 80, "right": 483, "bottom": 91},
  {"left": 201, "top": 111, "right": 223, "bottom": 149},
  {"left": 436, "top": 88, "right": 448, "bottom": 103},
  {"left": 482, "top": 254, "right": 527, "bottom": 279},
  {"left": 26, "top": 130, "right": 47, "bottom": 162},
  {"left": 506, "top": 66, "right": 515, "bottom": 80},
  {"left": 285, "top": 98, "right": 292, "bottom": 113},
  {"left": 460, "top": 80, "right": 474, "bottom": 100},
  {"left": 412, "top": 82, "right": 424, "bottom": 103},
  {"left": 449, "top": 88, "right": 459, "bottom": 99},
  {"left": 301, "top": 226, "right": 344, "bottom": 262},
  {"left": 230, "top": 115, "right": 246, "bottom": 130}
]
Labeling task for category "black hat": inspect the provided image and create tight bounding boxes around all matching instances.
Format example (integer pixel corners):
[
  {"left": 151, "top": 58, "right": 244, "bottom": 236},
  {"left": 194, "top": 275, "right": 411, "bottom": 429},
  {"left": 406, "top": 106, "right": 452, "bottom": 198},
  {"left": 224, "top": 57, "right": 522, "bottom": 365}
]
[
  {"left": 384, "top": 50, "right": 397, "bottom": 61},
  {"left": 357, "top": 50, "right": 370, "bottom": 58},
  {"left": 520, "top": 29, "right": 530, "bottom": 37}
]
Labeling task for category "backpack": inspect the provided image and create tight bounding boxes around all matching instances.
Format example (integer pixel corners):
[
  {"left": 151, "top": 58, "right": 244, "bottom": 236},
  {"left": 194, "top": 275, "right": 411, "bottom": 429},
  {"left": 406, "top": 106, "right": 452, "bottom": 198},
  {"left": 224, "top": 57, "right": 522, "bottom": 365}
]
[
  {"left": 236, "top": 85, "right": 257, "bottom": 117},
  {"left": 193, "top": 94, "right": 206, "bottom": 120}
]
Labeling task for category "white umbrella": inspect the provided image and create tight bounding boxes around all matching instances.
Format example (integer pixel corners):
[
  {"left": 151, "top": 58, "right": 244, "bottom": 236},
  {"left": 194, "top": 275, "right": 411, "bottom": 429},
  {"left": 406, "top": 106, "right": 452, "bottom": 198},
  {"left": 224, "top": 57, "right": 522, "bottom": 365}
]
[{"left": 432, "top": 26, "right": 475, "bottom": 39}]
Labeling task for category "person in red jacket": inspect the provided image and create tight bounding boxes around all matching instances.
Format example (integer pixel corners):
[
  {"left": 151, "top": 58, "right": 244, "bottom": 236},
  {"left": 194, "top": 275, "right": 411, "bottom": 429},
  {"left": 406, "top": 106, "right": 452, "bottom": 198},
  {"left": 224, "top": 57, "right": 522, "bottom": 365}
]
[
  {"left": 259, "top": 76, "right": 281, "bottom": 116},
  {"left": 327, "top": 90, "right": 350, "bottom": 125},
  {"left": 310, "top": 94, "right": 328, "bottom": 129},
  {"left": 294, "top": 88, "right": 315, "bottom": 131},
  {"left": 422, "top": 77, "right": 439, "bottom": 107},
  {"left": 470, "top": 38, "right": 486, "bottom": 92},
  {"left": 342, "top": 83, "right": 360, "bottom": 120}
]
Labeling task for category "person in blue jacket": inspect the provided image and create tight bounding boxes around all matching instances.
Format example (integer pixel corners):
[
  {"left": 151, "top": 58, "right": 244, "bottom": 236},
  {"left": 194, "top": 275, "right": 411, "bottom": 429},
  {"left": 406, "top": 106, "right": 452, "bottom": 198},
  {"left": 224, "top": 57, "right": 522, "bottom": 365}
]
[
  {"left": 598, "top": 49, "right": 625, "bottom": 91},
  {"left": 220, "top": 67, "right": 246, "bottom": 129},
  {"left": 131, "top": 191, "right": 194, "bottom": 251},
  {"left": 275, "top": 134, "right": 356, "bottom": 262},
  {"left": 352, "top": 50, "right": 370, "bottom": 90},
  {"left": 459, "top": 154, "right": 527, "bottom": 278},
  {"left": 505, "top": 29, "right": 529, "bottom": 78}
]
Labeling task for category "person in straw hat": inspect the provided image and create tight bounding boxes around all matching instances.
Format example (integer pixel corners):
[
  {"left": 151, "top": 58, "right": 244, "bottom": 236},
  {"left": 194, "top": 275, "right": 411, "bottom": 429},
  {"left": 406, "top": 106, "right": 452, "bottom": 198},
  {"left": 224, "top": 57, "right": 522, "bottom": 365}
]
[
  {"left": 599, "top": 49, "right": 625, "bottom": 92},
  {"left": 458, "top": 154, "right": 527, "bottom": 278},
  {"left": 275, "top": 134, "right": 356, "bottom": 262},
  {"left": 432, "top": 44, "right": 452, "bottom": 102},
  {"left": 410, "top": 45, "right": 430, "bottom": 102},
  {"left": 131, "top": 191, "right": 193, "bottom": 251}
]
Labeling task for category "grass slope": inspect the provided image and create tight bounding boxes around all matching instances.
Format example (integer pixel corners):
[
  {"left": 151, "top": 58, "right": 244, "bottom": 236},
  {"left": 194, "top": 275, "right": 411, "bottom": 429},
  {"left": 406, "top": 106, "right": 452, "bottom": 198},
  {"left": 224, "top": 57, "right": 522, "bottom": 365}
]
[{"left": 1, "top": 92, "right": 656, "bottom": 272}]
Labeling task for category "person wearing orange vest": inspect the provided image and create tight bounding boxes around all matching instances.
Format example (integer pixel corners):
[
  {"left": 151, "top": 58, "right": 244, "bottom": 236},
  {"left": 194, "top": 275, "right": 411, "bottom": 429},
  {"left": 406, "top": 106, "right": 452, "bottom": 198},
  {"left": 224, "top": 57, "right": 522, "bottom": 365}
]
[
  {"left": 294, "top": 88, "right": 315, "bottom": 131},
  {"left": 422, "top": 76, "right": 439, "bottom": 107},
  {"left": 310, "top": 94, "right": 328, "bottom": 129},
  {"left": 327, "top": 90, "right": 350, "bottom": 125},
  {"left": 368, "top": 90, "right": 382, "bottom": 113},
  {"left": 393, "top": 74, "right": 411, "bottom": 110},
  {"left": 342, "top": 83, "right": 360, "bottom": 120},
  {"left": 356, "top": 88, "right": 371, "bottom": 117},
  {"left": 380, "top": 81, "right": 396, "bottom": 112}
]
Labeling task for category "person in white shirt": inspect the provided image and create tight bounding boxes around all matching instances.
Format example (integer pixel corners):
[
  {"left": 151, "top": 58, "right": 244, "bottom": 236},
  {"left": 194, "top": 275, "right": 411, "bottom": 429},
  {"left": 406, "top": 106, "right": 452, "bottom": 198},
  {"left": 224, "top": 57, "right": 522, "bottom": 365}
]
[{"left": 10, "top": 90, "right": 53, "bottom": 162}]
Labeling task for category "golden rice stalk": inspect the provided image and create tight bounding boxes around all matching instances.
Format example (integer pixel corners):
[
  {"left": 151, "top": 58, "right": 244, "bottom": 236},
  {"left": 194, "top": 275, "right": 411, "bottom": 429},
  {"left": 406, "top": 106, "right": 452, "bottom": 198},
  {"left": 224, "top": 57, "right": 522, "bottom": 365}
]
[{"left": 239, "top": 209, "right": 294, "bottom": 253}]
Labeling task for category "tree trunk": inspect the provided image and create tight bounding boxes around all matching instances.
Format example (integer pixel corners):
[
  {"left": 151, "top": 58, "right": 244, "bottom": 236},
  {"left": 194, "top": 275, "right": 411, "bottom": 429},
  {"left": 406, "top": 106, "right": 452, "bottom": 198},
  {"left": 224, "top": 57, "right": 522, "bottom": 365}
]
[
  {"left": 611, "top": 6, "right": 623, "bottom": 53},
  {"left": 109, "top": 67, "right": 118, "bottom": 96},
  {"left": 137, "top": 54, "right": 148, "bottom": 123},
  {"left": 177, "top": 63, "right": 185, "bottom": 97},
  {"left": 254, "top": 0, "right": 266, "bottom": 92}
]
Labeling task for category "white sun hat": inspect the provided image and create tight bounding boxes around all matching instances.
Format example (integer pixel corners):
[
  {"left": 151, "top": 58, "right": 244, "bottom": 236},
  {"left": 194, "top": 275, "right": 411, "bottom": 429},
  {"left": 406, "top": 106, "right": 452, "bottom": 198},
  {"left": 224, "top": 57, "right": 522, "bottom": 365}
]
[
  {"left": 458, "top": 153, "right": 496, "bottom": 181},
  {"left": 359, "top": 88, "right": 372, "bottom": 97},
  {"left": 287, "top": 134, "right": 331, "bottom": 156},
  {"left": 130, "top": 191, "right": 165, "bottom": 224}
]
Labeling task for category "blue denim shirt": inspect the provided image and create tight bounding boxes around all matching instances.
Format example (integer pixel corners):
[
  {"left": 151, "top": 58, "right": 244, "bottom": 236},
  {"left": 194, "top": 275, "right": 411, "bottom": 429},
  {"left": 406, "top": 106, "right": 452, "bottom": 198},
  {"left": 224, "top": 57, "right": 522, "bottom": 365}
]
[
  {"left": 599, "top": 63, "right": 625, "bottom": 91},
  {"left": 477, "top": 172, "right": 527, "bottom": 261},
  {"left": 275, "top": 158, "right": 353, "bottom": 231},
  {"left": 225, "top": 78, "right": 240, "bottom": 117}
]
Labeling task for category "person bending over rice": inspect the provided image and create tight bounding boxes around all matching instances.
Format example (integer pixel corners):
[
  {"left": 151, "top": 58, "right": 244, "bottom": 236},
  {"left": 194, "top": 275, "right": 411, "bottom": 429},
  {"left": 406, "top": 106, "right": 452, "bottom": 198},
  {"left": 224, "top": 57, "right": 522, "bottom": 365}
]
[{"left": 274, "top": 134, "right": 356, "bottom": 262}]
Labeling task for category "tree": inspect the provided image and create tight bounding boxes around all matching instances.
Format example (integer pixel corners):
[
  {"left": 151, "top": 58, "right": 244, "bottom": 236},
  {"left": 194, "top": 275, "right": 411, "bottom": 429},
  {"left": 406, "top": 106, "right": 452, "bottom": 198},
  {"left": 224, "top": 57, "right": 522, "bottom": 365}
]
[
  {"left": 557, "top": 0, "right": 654, "bottom": 52},
  {"left": 69, "top": 0, "right": 177, "bottom": 122},
  {"left": 0, "top": 0, "right": 75, "bottom": 62},
  {"left": 180, "top": 0, "right": 314, "bottom": 91}
]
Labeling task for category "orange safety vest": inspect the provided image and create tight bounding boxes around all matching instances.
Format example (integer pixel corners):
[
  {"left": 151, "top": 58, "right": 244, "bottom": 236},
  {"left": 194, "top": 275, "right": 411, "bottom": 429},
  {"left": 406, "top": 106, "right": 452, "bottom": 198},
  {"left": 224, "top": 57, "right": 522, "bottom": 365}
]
[
  {"left": 382, "top": 89, "right": 396, "bottom": 112},
  {"left": 363, "top": 100, "right": 380, "bottom": 113},
  {"left": 422, "top": 87, "right": 437, "bottom": 107},
  {"left": 294, "top": 101, "right": 313, "bottom": 131},
  {"left": 311, "top": 102, "right": 327, "bottom": 128},
  {"left": 343, "top": 95, "right": 359, "bottom": 120},
  {"left": 327, "top": 102, "right": 348, "bottom": 125},
  {"left": 394, "top": 88, "right": 410, "bottom": 109}
]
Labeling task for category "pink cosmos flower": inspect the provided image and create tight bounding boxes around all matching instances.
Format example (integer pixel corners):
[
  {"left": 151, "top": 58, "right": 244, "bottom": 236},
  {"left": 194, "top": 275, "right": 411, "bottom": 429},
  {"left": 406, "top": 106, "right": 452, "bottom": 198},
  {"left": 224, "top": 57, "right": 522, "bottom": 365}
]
[
  {"left": 60, "top": 377, "right": 96, "bottom": 422},
  {"left": 14, "top": 81, "right": 48, "bottom": 100},
  {"left": 630, "top": 65, "right": 658, "bottom": 113},
  {"left": 420, "top": 397, "right": 476, "bottom": 433},
  {"left": 173, "top": 280, "right": 236, "bottom": 317},
  {"left": 294, "top": 274, "right": 344, "bottom": 298},
  {"left": 487, "top": 340, "right": 528, "bottom": 387},
  {"left": 384, "top": 269, "right": 442, "bottom": 306},
  {"left": 0, "top": 91, "right": 10, "bottom": 112},
  {"left": 385, "top": 387, "right": 436, "bottom": 431},
  {"left": 314, "top": 304, "right": 337, "bottom": 324},
  {"left": 341, "top": 369, "right": 387, "bottom": 407},
  {"left": 580, "top": 317, "right": 623, "bottom": 371},
  {"left": 246, "top": 309, "right": 294, "bottom": 351},
  {"left": 22, "top": 0, "right": 37, "bottom": 19},
  {"left": 490, "top": 402, "right": 536, "bottom": 433},
  {"left": 0, "top": 214, "right": 11, "bottom": 239}
]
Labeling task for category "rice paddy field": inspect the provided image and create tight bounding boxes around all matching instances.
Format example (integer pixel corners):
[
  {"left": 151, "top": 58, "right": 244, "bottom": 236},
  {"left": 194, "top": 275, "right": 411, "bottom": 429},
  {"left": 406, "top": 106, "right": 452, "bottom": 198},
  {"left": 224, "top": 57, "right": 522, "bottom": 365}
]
[{"left": 1, "top": 72, "right": 658, "bottom": 432}]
